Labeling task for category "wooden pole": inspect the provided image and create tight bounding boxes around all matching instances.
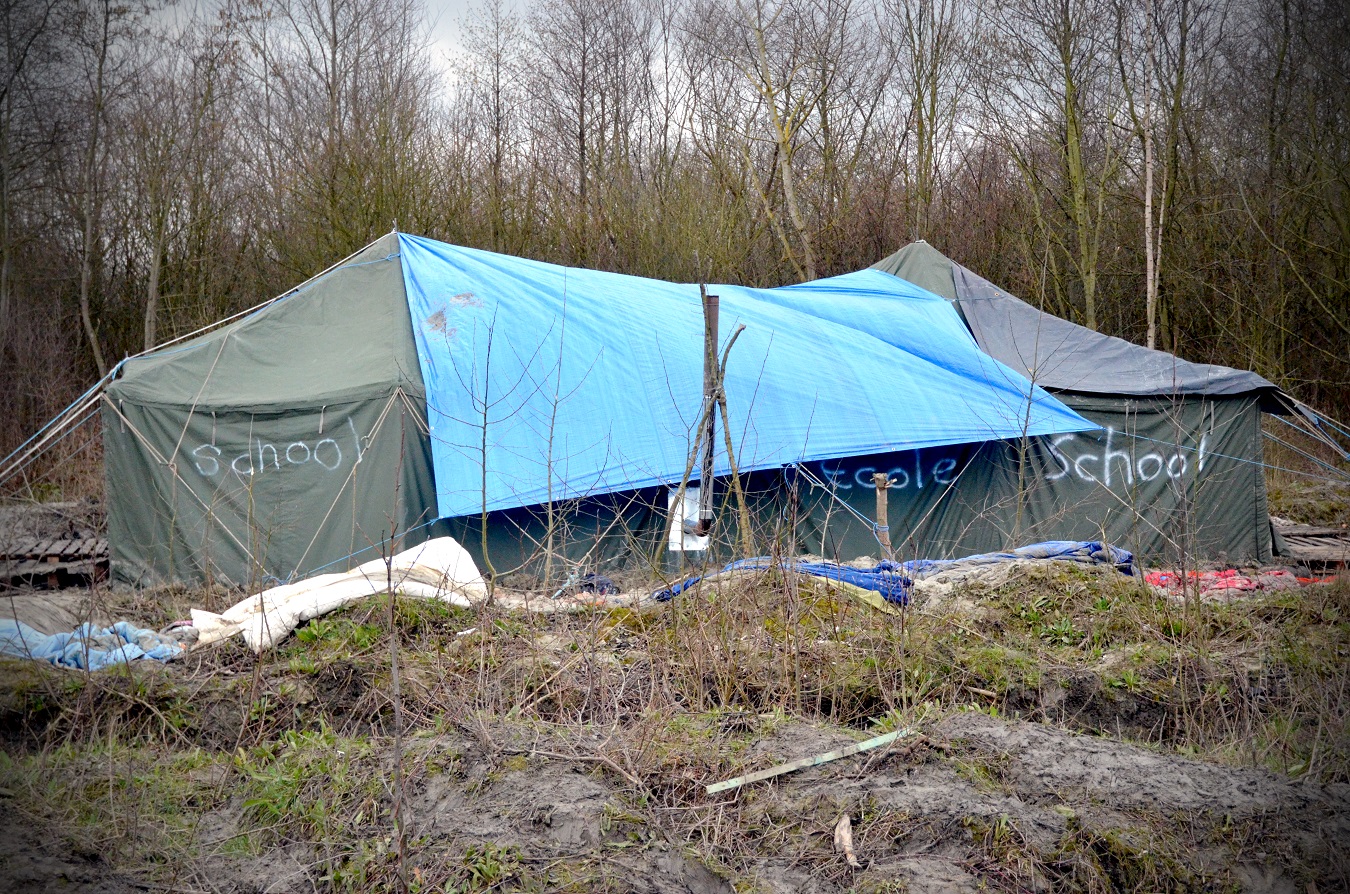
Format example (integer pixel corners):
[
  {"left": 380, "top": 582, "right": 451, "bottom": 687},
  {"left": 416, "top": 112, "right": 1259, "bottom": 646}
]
[
  {"left": 872, "top": 472, "right": 893, "bottom": 561},
  {"left": 706, "top": 727, "right": 912, "bottom": 794},
  {"left": 696, "top": 285, "right": 719, "bottom": 536}
]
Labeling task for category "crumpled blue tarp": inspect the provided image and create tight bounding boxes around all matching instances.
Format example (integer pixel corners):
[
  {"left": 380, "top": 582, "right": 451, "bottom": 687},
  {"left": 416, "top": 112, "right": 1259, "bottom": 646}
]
[
  {"left": 652, "top": 540, "right": 1134, "bottom": 606},
  {"left": 0, "top": 620, "right": 184, "bottom": 670},
  {"left": 655, "top": 558, "right": 913, "bottom": 604},
  {"left": 902, "top": 540, "right": 1135, "bottom": 579},
  {"left": 398, "top": 234, "right": 1097, "bottom": 520}
]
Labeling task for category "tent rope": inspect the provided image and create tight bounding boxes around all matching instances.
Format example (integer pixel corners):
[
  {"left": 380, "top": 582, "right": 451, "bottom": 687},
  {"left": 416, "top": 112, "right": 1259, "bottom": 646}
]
[
  {"left": 290, "top": 390, "right": 402, "bottom": 576},
  {"left": 1262, "top": 431, "right": 1350, "bottom": 482},
  {"left": 791, "top": 463, "right": 890, "bottom": 552},
  {"left": 170, "top": 336, "right": 231, "bottom": 463},
  {"left": 0, "top": 404, "right": 101, "bottom": 491},
  {"left": 1271, "top": 412, "right": 1350, "bottom": 463}
]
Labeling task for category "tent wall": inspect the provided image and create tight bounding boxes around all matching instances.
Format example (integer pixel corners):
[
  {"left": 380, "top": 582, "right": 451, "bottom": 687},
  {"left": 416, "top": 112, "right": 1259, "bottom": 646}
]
[
  {"left": 796, "top": 395, "right": 1271, "bottom": 564},
  {"left": 440, "top": 394, "right": 1271, "bottom": 575},
  {"left": 104, "top": 392, "right": 442, "bottom": 586},
  {"left": 103, "top": 233, "right": 441, "bottom": 587}
]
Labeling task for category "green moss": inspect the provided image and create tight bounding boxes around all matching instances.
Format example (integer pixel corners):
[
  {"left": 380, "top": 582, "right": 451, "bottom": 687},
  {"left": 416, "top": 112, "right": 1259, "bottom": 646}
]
[{"left": 960, "top": 644, "right": 1044, "bottom": 691}]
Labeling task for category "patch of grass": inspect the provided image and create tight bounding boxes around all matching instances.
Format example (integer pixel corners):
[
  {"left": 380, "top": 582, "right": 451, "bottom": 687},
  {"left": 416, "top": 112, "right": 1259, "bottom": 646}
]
[
  {"left": 294, "top": 616, "right": 383, "bottom": 652},
  {"left": 452, "top": 842, "right": 526, "bottom": 891},
  {"left": 235, "top": 723, "right": 381, "bottom": 843},
  {"left": 950, "top": 742, "right": 1014, "bottom": 793},
  {"left": 1051, "top": 821, "right": 1207, "bottom": 893},
  {"left": 960, "top": 644, "right": 1043, "bottom": 692},
  {"left": 1, "top": 740, "right": 230, "bottom": 866}
]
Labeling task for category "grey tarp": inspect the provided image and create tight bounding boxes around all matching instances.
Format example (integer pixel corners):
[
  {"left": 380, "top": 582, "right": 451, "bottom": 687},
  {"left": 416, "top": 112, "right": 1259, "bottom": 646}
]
[{"left": 873, "top": 241, "right": 1279, "bottom": 398}]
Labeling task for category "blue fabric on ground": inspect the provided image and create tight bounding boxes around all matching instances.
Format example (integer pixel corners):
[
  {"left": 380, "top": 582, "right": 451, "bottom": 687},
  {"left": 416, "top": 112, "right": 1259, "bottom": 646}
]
[
  {"left": 398, "top": 234, "right": 1098, "bottom": 519},
  {"left": 652, "top": 540, "right": 1134, "bottom": 605},
  {"left": 903, "top": 541, "right": 1135, "bottom": 579},
  {"left": 654, "top": 558, "right": 913, "bottom": 605},
  {"left": 0, "top": 620, "right": 184, "bottom": 670}
]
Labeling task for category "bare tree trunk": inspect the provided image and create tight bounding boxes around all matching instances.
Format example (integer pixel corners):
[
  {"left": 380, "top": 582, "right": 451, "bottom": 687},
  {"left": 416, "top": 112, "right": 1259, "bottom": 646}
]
[
  {"left": 1143, "top": 0, "right": 1157, "bottom": 349},
  {"left": 731, "top": 0, "right": 821, "bottom": 281},
  {"left": 79, "top": 0, "right": 111, "bottom": 378},
  {"left": 0, "top": 98, "right": 10, "bottom": 342},
  {"left": 143, "top": 221, "right": 163, "bottom": 351},
  {"left": 0, "top": 0, "right": 57, "bottom": 343},
  {"left": 776, "top": 140, "right": 816, "bottom": 280}
]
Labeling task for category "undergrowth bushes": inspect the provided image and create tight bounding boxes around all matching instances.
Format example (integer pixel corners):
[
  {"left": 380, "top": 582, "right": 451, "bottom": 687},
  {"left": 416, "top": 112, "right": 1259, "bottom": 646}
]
[
  {"left": 3, "top": 568, "right": 1347, "bottom": 780},
  {"left": 0, "top": 567, "right": 1346, "bottom": 890}
]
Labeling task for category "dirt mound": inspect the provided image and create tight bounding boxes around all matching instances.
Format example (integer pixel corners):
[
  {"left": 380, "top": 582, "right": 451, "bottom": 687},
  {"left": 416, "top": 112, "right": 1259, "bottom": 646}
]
[{"left": 1, "top": 570, "right": 1347, "bottom": 892}]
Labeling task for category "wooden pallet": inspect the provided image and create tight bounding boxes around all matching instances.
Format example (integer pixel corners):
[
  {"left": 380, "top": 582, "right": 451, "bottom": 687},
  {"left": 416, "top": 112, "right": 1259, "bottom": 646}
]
[
  {"left": 0, "top": 537, "right": 109, "bottom": 588},
  {"left": 1273, "top": 523, "right": 1350, "bottom": 567}
]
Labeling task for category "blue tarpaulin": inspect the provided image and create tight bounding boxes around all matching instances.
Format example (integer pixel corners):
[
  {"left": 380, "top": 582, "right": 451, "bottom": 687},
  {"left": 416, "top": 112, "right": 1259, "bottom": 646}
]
[
  {"left": 654, "top": 558, "right": 913, "bottom": 604},
  {"left": 398, "top": 234, "right": 1098, "bottom": 519},
  {"left": 902, "top": 540, "right": 1136, "bottom": 578},
  {"left": 653, "top": 540, "right": 1135, "bottom": 605},
  {"left": 0, "top": 620, "right": 184, "bottom": 671}
]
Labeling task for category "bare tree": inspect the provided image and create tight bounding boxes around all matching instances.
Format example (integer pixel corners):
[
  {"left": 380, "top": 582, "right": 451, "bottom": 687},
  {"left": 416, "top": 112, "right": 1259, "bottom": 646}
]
[
  {"left": 461, "top": 0, "right": 526, "bottom": 253},
  {"left": 879, "top": 0, "right": 976, "bottom": 241},
  {"left": 982, "top": 0, "right": 1124, "bottom": 330},
  {"left": 232, "top": 0, "right": 443, "bottom": 274},
  {"left": 0, "top": 0, "right": 60, "bottom": 341},
  {"left": 66, "top": 0, "right": 148, "bottom": 375}
]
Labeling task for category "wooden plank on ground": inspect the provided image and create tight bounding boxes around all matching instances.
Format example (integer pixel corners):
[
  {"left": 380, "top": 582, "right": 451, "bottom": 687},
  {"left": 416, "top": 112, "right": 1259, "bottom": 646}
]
[{"left": 1277, "top": 525, "right": 1347, "bottom": 537}]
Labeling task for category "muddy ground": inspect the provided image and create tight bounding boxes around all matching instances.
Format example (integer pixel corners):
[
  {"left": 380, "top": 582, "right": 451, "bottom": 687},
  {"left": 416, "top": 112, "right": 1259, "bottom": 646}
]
[
  {"left": 1, "top": 701, "right": 1346, "bottom": 893},
  {"left": 1, "top": 496, "right": 1348, "bottom": 892}
]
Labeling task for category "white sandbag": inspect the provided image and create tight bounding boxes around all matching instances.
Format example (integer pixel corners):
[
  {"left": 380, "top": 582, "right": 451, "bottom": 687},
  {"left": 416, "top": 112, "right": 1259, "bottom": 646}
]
[{"left": 191, "top": 537, "right": 486, "bottom": 651}]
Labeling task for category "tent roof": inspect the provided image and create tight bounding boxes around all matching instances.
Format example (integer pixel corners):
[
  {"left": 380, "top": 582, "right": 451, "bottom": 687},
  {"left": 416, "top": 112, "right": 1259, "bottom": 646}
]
[
  {"left": 872, "top": 241, "right": 1279, "bottom": 399},
  {"left": 399, "top": 234, "right": 1095, "bottom": 518},
  {"left": 105, "top": 232, "right": 1101, "bottom": 522},
  {"left": 108, "top": 234, "right": 422, "bottom": 410}
]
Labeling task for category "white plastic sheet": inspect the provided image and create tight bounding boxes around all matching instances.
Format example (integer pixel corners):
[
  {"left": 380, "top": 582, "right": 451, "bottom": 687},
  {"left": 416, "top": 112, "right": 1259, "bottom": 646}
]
[{"left": 190, "top": 537, "right": 486, "bottom": 652}]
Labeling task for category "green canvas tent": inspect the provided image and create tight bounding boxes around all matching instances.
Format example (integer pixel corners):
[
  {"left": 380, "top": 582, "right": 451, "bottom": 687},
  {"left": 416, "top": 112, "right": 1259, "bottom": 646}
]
[
  {"left": 835, "top": 241, "right": 1288, "bottom": 564},
  {"left": 102, "top": 234, "right": 1287, "bottom": 589},
  {"left": 103, "top": 234, "right": 442, "bottom": 587},
  {"left": 103, "top": 233, "right": 1099, "bottom": 587}
]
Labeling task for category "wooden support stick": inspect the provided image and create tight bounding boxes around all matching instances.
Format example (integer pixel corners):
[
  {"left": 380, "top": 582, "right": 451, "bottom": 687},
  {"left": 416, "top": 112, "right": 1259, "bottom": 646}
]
[
  {"left": 872, "top": 472, "right": 893, "bottom": 561},
  {"left": 705, "top": 727, "right": 912, "bottom": 795},
  {"left": 696, "top": 285, "right": 719, "bottom": 536}
]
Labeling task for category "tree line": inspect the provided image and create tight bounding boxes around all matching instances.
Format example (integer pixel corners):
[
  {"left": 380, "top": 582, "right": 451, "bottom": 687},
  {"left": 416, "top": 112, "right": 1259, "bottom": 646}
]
[{"left": 2, "top": 0, "right": 1347, "bottom": 460}]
